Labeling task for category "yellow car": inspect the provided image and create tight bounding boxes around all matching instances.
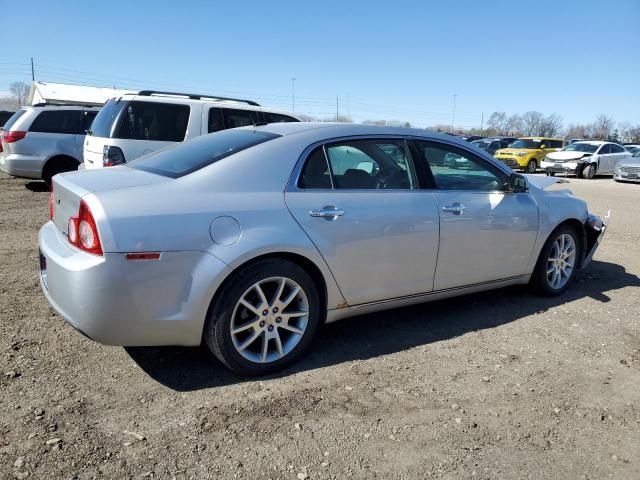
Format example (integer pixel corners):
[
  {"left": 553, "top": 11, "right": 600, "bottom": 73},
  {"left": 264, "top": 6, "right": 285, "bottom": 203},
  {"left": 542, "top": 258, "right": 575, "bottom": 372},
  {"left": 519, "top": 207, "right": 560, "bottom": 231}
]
[{"left": 495, "top": 137, "right": 564, "bottom": 173}]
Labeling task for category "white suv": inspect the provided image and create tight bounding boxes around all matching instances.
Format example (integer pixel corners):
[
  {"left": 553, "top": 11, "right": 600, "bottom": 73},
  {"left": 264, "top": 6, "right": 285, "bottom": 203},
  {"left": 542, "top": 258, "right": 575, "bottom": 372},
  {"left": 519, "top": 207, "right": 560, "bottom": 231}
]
[
  {"left": 83, "top": 90, "right": 301, "bottom": 169},
  {"left": 0, "top": 104, "right": 99, "bottom": 184}
]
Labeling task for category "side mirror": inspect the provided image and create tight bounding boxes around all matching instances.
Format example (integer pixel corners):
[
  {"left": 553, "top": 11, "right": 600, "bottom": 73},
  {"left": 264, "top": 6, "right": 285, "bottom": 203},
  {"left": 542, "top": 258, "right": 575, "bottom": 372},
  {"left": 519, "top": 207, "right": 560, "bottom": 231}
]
[
  {"left": 509, "top": 173, "right": 528, "bottom": 192},
  {"left": 540, "top": 144, "right": 546, "bottom": 149}
]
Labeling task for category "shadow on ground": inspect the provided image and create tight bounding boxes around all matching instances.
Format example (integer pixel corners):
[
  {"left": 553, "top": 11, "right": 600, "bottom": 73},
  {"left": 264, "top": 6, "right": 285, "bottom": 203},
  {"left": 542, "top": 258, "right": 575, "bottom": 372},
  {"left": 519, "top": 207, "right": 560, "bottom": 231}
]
[
  {"left": 25, "top": 181, "right": 49, "bottom": 192},
  {"left": 126, "top": 260, "right": 640, "bottom": 391}
]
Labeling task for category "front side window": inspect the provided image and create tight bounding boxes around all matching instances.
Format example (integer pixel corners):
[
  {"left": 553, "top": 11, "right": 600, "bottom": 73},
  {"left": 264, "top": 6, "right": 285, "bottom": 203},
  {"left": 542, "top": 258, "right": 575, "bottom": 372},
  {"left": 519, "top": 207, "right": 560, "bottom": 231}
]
[
  {"left": 222, "top": 108, "right": 258, "bottom": 129},
  {"left": 208, "top": 108, "right": 224, "bottom": 133},
  {"left": 416, "top": 141, "right": 507, "bottom": 191},
  {"left": 29, "top": 110, "right": 84, "bottom": 134},
  {"left": 326, "top": 140, "right": 417, "bottom": 190},
  {"left": 115, "top": 101, "right": 190, "bottom": 142}
]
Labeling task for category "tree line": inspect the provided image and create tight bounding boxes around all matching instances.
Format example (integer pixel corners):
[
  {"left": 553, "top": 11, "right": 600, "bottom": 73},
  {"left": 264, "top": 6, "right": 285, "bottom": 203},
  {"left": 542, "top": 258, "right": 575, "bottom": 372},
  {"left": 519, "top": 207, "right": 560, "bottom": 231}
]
[{"left": 481, "top": 111, "right": 639, "bottom": 143}]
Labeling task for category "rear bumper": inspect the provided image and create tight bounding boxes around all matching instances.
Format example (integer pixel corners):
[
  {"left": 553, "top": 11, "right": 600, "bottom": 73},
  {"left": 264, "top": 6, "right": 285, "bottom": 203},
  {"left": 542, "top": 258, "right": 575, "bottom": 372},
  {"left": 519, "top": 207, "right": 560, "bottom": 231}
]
[
  {"left": 38, "top": 221, "right": 232, "bottom": 346},
  {"left": 0, "top": 153, "right": 47, "bottom": 178}
]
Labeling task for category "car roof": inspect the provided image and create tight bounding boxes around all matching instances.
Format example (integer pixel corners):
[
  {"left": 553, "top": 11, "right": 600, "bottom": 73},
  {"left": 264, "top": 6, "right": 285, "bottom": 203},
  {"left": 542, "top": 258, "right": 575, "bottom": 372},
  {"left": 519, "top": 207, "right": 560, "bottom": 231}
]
[
  {"left": 572, "top": 140, "right": 606, "bottom": 145},
  {"left": 244, "top": 122, "right": 485, "bottom": 148},
  {"left": 110, "top": 93, "right": 302, "bottom": 119}
]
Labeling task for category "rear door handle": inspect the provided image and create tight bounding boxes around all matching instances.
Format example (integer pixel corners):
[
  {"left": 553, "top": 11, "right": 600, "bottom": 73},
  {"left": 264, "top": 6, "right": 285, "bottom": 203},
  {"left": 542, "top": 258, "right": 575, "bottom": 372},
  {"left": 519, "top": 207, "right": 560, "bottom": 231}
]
[
  {"left": 309, "top": 206, "right": 344, "bottom": 221},
  {"left": 442, "top": 203, "right": 466, "bottom": 215}
]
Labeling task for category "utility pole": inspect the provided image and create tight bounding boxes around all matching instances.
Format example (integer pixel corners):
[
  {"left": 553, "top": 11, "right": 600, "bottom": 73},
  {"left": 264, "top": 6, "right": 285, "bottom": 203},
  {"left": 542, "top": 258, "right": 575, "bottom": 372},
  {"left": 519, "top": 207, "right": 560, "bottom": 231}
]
[
  {"left": 336, "top": 95, "right": 339, "bottom": 122},
  {"left": 291, "top": 78, "right": 296, "bottom": 112},
  {"left": 347, "top": 93, "right": 350, "bottom": 121},
  {"left": 30, "top": 57, "right": 34, "bottom": 81},
  {"left": 480, "top": 112, "right": 484, "bottom": 134},
  {"left": 451, "top": 94, "right": 457, "bottom": 133}
]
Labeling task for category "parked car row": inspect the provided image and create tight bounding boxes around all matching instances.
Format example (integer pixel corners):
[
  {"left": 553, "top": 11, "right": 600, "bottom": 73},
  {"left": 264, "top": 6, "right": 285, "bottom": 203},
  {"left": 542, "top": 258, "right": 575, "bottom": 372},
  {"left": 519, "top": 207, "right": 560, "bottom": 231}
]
[{"left": 0, "top": 90, "right": 301, "bottom": 184}]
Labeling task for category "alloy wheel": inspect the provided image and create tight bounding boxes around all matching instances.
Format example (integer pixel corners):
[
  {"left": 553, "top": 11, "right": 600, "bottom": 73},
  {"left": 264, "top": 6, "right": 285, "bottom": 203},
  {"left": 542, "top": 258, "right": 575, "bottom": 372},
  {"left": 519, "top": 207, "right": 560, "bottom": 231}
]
[
  {"left": 546, "top": 233, "right": 577, "bottom": 290},
  {"left": 230, "top": 277, "right": 309, "bottom": 364}
]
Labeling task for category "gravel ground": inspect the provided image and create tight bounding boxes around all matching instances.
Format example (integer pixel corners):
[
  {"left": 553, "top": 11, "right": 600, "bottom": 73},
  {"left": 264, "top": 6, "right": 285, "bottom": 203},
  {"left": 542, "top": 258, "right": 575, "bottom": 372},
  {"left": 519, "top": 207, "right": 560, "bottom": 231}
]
[{"left": 1, "top": 172, "right": 639, "bottom": 480}]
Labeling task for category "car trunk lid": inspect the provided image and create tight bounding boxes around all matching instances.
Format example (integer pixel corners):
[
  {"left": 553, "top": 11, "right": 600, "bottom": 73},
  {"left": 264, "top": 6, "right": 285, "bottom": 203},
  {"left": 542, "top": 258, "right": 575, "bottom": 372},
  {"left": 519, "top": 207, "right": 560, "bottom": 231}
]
[{"left": 51, "top": 167, "right": 168, "bottom": 236}]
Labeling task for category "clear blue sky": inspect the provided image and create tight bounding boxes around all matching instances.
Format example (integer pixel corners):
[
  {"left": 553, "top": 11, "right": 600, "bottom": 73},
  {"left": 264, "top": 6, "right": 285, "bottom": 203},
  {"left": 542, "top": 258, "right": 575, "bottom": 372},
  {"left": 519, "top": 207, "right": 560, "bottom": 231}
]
[{"left": 1, "top": 0, "right": 638, "bottom": 129}]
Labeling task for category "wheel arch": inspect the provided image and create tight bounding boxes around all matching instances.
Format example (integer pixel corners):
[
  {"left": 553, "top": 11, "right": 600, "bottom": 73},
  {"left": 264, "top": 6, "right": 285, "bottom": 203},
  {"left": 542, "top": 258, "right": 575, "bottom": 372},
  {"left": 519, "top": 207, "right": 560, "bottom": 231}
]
[
  {"left": 550, "top": 218, "right": 587, "bottom": 266},
  {"left": 42, "top": 154, "right": 81, "bottom": 177}
]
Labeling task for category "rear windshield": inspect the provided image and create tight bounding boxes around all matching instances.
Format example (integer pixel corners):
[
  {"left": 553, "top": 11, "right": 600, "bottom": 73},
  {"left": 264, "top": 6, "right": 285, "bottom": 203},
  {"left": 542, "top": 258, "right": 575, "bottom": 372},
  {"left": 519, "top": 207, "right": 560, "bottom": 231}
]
[
  {"left": 89, "top": 99, "right": 128, "bottom": 138},
  {"left": 1, "top": 109, "right": 28, "bottom": 131},
  {"left": 128, "top": 129, "right": 280, "bottom": 178}
]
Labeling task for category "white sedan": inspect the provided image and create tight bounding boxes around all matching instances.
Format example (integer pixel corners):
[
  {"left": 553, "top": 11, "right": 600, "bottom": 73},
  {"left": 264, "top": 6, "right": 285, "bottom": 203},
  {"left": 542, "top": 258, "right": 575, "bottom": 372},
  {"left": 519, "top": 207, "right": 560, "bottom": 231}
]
[{"left": 541, "top": 141, "right": 631, "bottom": 178}]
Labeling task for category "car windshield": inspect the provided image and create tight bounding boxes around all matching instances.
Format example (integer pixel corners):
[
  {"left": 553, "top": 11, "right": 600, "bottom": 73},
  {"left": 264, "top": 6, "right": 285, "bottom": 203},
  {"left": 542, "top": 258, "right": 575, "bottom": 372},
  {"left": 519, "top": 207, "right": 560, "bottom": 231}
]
[
  {"left": 563, "top": 143, "right": 599, "bottom": 153},
  {"left": 128, "top": 129, "right": 280, "bottom": 178},
  {"left": 634, "top": 150, "right": 640, "bottom": 158},
  {"left": 508, "top": 139, "right": 543, "bottom": 149},
  {"left": 471, "top": 140, "right": 492, "bottom": 150}
]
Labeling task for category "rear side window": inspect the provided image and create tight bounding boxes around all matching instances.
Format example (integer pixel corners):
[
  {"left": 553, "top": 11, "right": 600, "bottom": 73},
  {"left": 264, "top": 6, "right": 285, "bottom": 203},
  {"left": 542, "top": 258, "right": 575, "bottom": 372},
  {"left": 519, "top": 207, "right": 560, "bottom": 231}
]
[
  {"left": 115, "top": 101, "right": 190, "bottom": 142},
  {"left": 29, "top": 110, "right": 85, "bottom": 134},
  {"left": 262, "top": 112, "right": 298, "bottom": 124},
  {"left": 208, "top": 108, "right": 224, "bottom": 133},
  {"left": 222, "top": 108, "right": 258, "bottom": 129},
  {"left": 1, "top": 109, "right": 27, "bottom": 130},
  {"left": 128, "top": 129, "right": 280, "bottom": 178},
  {"left": 548, "top": 139, "right": 563, "bottom": 148},
  {"left": 610, "top": 144, "right": 625, "bottom": 153}
]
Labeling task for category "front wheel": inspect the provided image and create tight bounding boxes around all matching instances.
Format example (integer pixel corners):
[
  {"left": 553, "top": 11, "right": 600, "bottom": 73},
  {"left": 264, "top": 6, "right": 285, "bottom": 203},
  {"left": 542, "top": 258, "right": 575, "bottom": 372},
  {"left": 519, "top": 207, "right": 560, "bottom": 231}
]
[
  {"left": 545, "top": 171, "right": 556, "bottom": 177},
  {"left": 583, "top": 164, "right": 596, "bottom": 179},
  {"left": 526, "top": 159, "right": 537, "bottom": 173},
  {"left": 531, "top": 226, "right": 581, "bottom": 296},
  {"left": 204, "top": 259, "right": 322, "bottom": 375}
]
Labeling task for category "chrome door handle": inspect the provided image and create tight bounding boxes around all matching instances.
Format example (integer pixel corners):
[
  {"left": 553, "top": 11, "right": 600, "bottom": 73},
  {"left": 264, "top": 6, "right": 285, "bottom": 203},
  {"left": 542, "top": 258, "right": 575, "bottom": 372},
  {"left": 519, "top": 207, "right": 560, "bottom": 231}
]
[
  {"left": 442, "top": 203, "right": 466, "bottom": 215},
  {"left": 309, "top": 206, "right": 344, "bottom": 220}
]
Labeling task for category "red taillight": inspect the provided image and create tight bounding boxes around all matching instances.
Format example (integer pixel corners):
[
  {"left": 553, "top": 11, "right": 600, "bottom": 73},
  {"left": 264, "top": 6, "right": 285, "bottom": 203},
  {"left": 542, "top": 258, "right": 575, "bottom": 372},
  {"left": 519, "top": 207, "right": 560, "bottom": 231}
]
[
  {"left": 49, "top": 185, "right": 54, "bottom": 221},
  {"left": 67, "top": 200, "right": 102, "bottom": 255},
  {"left": 2, "top": 130, "right": 27, "bottom": 143}
]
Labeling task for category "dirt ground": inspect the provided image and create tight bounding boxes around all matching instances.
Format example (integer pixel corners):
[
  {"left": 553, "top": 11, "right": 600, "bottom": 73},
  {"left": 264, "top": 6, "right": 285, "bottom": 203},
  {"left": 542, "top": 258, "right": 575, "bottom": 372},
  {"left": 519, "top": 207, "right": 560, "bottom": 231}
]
[{"left": 1, "top": 171, "right": 639, "bottom": 480}]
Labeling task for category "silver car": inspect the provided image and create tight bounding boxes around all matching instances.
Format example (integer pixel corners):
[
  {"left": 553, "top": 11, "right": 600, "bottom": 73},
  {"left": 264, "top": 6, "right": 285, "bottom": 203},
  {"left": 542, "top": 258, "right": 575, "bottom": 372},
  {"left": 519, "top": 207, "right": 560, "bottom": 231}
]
[
  {"left": 39, "top": 123, "right": 607, "bottom": 375},
  {"left": 0, "top": 105, "right": 99, "bottom": 185},
  {"left": 614, "top": 150, "right": 640, "bottom": 183}
]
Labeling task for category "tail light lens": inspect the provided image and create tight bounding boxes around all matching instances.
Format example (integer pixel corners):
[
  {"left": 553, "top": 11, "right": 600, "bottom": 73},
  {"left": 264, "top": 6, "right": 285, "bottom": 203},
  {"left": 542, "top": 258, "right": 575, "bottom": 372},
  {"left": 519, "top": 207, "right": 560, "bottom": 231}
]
[
  {"left": 67, "top": 200, "right": 103, "bottom": 255},
  {"left": 2, "top": 130, "right": 27, "bottom": 143},
  {"left": 102, "top": 145, "right": 126, "bottom": 167},
  {"left": 49, "top": 185, "right": 54, "bottom": 220}
]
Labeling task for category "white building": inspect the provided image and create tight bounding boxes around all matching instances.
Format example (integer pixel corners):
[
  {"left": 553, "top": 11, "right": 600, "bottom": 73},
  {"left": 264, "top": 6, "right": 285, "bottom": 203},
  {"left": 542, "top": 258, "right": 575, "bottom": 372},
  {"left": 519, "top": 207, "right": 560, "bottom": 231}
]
[{"left": 28, "top": 81, "right": 133, "bottom": 106}]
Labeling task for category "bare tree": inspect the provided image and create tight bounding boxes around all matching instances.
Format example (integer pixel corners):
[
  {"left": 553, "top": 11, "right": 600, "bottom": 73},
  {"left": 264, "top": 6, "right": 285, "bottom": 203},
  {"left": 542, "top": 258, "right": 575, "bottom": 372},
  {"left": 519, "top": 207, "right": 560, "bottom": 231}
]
[
  {"left": 627, "top": 126, "right": 640, "bottom": 143},
  {"left": 565, "top": 123, "right": 591, "bottom": 140},
  {"left": 295, "top": 113, "right": 319, "bottom": 122},
  {"left": 487, "top": 112, "right": 508, "bottom": 135},
  {"left": 506, "top": 114, "right": 523, "bottom": 136},
  {"left": 617, "top": 121, "right": 632, "bottom": 142},
  {"left": 521, "top": 111, "right": 543, "bottom": 136},
  {"left": 9, "top": 82, "right": 30, "bottom": 106},
  {"left": 538, "top": 113, "right": 563, "bottom": 137},
  {"left": 592, "top": 114, "right": 614, "bottom": 140}
]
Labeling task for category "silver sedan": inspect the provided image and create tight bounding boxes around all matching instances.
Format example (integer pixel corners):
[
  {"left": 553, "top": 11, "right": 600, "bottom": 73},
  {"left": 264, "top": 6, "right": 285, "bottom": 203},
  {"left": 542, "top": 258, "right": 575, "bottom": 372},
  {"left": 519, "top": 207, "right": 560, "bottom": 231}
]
[{"left": 39, "top": 123, "right": 607, "bottom": 375}]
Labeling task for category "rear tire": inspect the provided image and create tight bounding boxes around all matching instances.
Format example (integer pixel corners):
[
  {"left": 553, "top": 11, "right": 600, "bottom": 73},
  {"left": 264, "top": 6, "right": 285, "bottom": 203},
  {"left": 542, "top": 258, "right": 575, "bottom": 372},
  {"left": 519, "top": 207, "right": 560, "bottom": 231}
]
[
  {"left": 531, "top": 225, "right": 581, "bottom": 296},
  {"left": 545, "top": 171, "right": 556, "bottom": 177},
  {"left": 42, "top": 157, "right": 80, "bottom": 187},
  {"left": 203, "top": 259, "right": 322, "bottom": 376}
]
